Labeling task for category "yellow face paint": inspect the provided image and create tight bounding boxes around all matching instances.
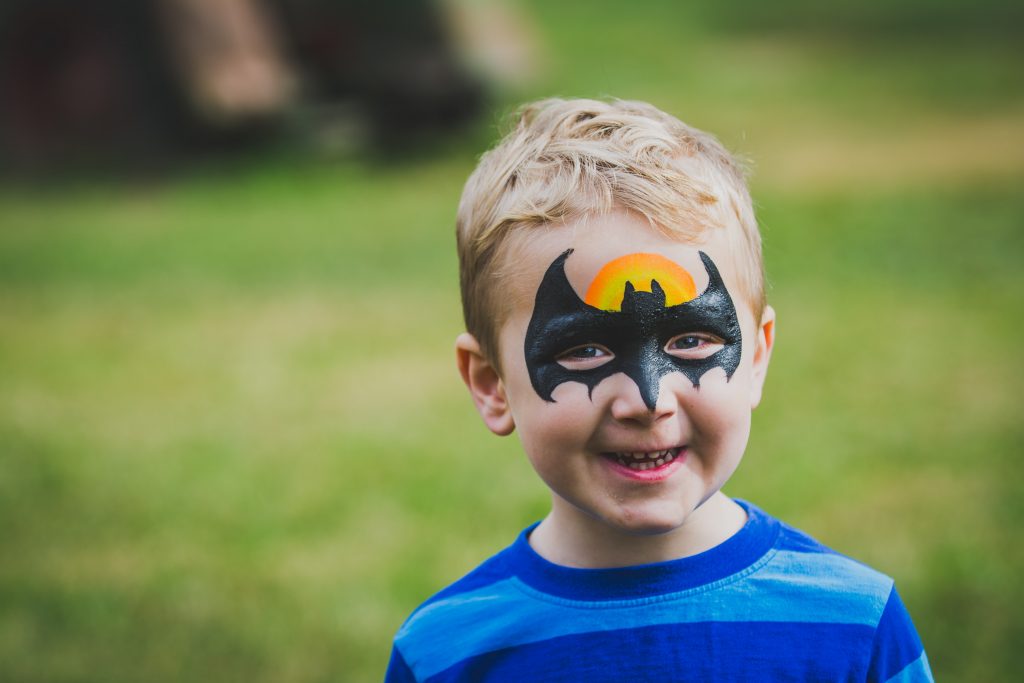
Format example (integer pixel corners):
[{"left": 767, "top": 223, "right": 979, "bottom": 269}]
[{"left": 583, "top": 253, "right": 697, "bottom": 311}]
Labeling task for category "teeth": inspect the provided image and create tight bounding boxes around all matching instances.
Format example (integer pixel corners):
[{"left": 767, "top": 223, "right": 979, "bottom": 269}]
[
  {"left": 618, "top": 449, "right": 676, "bottom": 460},
  {"left": 613, "top": 448, "right": 681, "bottom": 469}
]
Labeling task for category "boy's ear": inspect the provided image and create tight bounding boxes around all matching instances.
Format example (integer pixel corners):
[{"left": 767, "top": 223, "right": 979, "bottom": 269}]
[
  {"left": 749, "top": 305, "right": 776, "bottom": 410},
  {"left": 455, "top": 333, "right": 515, "bottom": 436}
]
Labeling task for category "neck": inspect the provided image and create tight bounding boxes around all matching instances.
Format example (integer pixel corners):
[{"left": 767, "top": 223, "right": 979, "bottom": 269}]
[{"left": 529, "top": 492, "right": 747, "bottom": 568}]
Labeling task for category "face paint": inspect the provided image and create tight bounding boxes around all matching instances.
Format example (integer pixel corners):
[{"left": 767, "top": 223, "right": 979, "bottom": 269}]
[
  {"left": 584, "top": 252, "right": 697, "bottom": 311},
  {"left": 523, "top": 250, "right": 742, "bottom": 410}
]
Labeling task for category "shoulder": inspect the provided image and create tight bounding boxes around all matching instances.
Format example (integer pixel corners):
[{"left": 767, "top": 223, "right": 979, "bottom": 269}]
[
  {"left": 744, "top": 515, "right": 895, "bottom": 626},
  {"left": 397, "top": 542, "right": 519, "bottom": 634},
  {"left": 741, "top": 510, "right": 933, "bottom": 682},
  {"left": 387, "top": 535, "right": 527, "bottom": 681},
  {"left": 408, "top": 543, "right": 517, "bottom": 613}
]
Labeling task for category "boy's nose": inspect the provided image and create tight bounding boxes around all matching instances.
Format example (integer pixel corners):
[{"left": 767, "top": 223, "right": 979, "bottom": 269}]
[
  {"left": 632, "top": 361, "right": 662, "bottom": 412},
  {"left": 609, "top": 371, "right": 678, "bottom": 424}
]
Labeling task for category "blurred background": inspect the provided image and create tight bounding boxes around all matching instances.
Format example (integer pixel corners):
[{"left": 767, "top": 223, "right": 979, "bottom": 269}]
[{"left": 0, "top": 0, "right": 1021, "bottom": 680}]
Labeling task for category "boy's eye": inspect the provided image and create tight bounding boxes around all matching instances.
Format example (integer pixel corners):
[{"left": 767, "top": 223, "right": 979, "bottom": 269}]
[
  {"left": 665, "top": 333, "right": 724, "bottom": 359},
  {"left": 555, "top": 344, "right": 613, "bottom": 369},
  {"left": 673, "top": 336, "right": 700, "bottom": 349}
]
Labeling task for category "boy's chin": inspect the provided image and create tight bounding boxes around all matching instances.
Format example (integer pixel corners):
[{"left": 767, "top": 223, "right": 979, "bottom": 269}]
[{"left": 601, "top": 507, "right": 697, "bottom": 537}]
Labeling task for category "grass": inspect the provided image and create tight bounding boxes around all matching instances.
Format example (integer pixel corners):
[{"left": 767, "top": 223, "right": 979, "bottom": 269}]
[{"left": 1, "top": 1, "right": 1022, "bottom": 680}]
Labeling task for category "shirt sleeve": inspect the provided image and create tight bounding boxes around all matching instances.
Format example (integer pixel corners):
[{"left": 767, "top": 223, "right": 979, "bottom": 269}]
[
  {"left": 867, "top": 586, "right": 934, "bottom": 683},
  {"left": 384, "top": 644, "right": 418, "bottom": 683}
]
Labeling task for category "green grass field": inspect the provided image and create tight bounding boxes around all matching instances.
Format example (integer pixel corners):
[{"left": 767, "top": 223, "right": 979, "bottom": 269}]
[{"left": 2, "top": 1, "right": 1022, "bottom": 680}]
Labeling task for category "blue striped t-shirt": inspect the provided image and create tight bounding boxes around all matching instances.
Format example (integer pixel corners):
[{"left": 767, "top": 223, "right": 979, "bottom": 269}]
[{"left": 386, "top": 500, "right": 932, "bottom": 682}]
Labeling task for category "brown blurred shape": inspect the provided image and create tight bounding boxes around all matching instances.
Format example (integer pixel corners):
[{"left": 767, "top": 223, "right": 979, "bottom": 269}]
[
  {"left": 156, "top": 0, "right": 295, "bottom": 124},
  {"left": 0, "top": 0, "right": 499, "bottom": 171}
]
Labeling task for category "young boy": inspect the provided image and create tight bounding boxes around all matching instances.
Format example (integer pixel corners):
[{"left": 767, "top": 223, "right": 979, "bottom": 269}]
[{"left": 385, "top": 98, "right": 933, "bottom": 682}]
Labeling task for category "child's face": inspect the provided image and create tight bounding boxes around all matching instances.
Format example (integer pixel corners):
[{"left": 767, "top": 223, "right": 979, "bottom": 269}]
[{"left": 465, "top": 210, "right": 774, "bottom": 538}]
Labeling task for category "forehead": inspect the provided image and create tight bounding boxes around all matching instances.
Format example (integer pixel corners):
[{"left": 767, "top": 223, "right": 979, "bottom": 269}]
[{"left": 501, "top": 210, "right": 748, "bottom": 322}]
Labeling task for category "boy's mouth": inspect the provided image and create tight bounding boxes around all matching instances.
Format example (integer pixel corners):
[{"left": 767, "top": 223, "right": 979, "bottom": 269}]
[{"left": 606, "top": 447, "right": 683, "bottom": 471}]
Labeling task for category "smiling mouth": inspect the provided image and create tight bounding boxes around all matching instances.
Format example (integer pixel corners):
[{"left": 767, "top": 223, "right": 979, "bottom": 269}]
[{"left": 606, "top": 448, "right": 683, "bottom": 471}]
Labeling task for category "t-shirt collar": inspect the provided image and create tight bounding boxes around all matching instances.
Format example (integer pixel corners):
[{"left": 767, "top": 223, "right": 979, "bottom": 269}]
[{"left": 506, "top": 499, "right": 780, "bottom": 601}]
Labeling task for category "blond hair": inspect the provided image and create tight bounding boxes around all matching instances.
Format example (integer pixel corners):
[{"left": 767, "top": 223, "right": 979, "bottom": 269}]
[{"left": 457, "top": 97, "right": 764, "bottom": 366}]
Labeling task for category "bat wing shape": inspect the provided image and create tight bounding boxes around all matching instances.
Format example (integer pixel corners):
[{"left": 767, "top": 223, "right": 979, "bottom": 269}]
[{"left": 524, "top": 249, "right": 742, "bottom": 410}]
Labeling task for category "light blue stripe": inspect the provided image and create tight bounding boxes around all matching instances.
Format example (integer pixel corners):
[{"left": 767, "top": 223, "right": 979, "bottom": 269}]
[
  {"left": 397, "top": 550, "right": 892, "bottom": 680},
  {"left": 885, "top": 652, "right": 934, "bottom": 683}
]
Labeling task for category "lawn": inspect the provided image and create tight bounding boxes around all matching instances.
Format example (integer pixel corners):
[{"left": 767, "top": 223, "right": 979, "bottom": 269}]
[{"left": 1, "top": 1, "right": 1022, "bottom": 681}]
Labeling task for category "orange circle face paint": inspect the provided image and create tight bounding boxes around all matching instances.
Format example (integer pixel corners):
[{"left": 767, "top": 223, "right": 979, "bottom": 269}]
[{"left": 584, "top": 253, "right": 697, "bottom": 312}]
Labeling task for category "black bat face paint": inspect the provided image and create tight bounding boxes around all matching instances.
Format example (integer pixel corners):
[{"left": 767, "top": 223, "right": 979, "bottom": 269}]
[{"left": 523, "top": 250, "right": 742, "bottom": 410}]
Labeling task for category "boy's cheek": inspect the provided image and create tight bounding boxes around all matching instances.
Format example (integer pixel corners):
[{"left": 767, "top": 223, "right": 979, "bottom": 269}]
[
  {"left": 548, "top": 380, "right": 596, "bottom": 405},
  {"left": 518, "top": 385, "right": 598, "bottom": 435}
]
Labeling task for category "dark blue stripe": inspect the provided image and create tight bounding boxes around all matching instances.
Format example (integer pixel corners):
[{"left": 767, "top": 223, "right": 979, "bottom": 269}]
[
  {"left": 427, "top": 621, "right": 874, "bottom": 683},
  {"left": 868, "top": 587, "right": 926, "bottom": 683},
  {"left": 384, "top": 647, "right": 416, "bottom": 683}
]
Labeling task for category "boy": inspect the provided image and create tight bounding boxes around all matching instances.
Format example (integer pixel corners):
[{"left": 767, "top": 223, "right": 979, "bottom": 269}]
[{"left": 385, "top": 98, "right": 933, "bottom": 682}]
